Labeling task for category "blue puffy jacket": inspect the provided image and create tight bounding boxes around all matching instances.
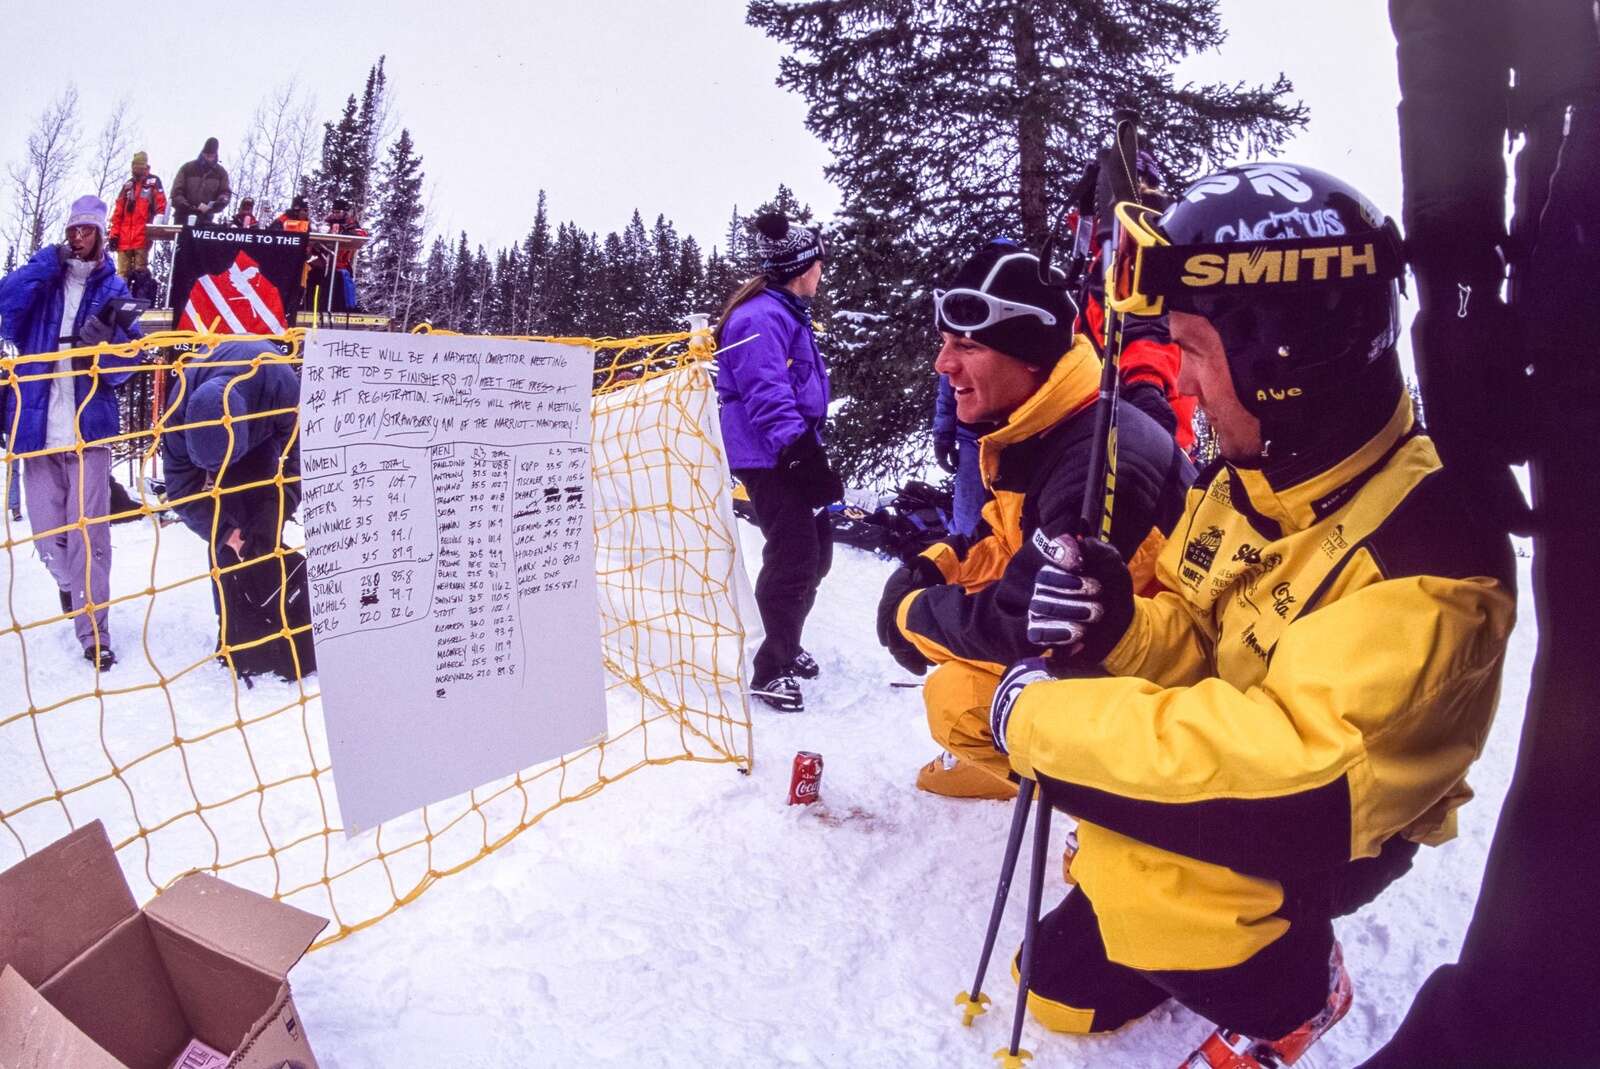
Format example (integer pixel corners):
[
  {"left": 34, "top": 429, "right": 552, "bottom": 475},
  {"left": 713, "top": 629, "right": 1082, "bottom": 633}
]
[
  {"left": 715, "top": 287, "right": 829, "bottom": 469},
  {"left": 163, "top": 340, "right": 301, "bottom": 545},
  {"left": 0, "top": 246, "right": 143, "bottom": 453},
  {"left": 933, "top": 376, "right": 983, "bottom": 449}
]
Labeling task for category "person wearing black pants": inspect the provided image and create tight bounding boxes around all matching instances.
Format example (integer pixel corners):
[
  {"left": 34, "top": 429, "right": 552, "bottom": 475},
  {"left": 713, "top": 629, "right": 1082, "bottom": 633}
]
[
  {"left": 715, "top": 211, "right": 840, "bottom": 711},
  {"left": 734, "top": 465, "right": 834, "bottom": 702}
]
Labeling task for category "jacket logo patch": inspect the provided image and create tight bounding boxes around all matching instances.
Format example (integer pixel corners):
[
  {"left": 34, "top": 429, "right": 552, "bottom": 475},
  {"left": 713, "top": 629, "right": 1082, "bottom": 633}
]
[
  {"left": 1271, "top": 581, "right": 1296, "bottom": 619},
  {"left": 1180, "top": 525, "right": 1224, "bottom": 589},
  {"left": 1186, "top": 526, "right": 1224, "bottom": 570},
  {"left": 1320, "top": 523, "right": 1349, "bottom": 559}
]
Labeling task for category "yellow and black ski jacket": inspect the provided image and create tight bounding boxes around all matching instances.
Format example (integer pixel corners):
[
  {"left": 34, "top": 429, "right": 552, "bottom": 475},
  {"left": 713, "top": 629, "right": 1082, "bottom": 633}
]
[
  {"left": 896, "top": 338, "right": 1194, "bottom": 672},
  {"left": 1004, "top": 396, "right": 1517, "bottom": 880}
]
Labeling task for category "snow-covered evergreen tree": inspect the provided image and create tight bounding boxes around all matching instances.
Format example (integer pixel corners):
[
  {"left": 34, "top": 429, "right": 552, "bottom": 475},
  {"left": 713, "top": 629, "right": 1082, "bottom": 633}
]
[
  {"left": 368, "top": 128, "right": 425, "bottom": 325},
  {"left": 746, "top": 0, "right": 1307, "bottom": 482}
]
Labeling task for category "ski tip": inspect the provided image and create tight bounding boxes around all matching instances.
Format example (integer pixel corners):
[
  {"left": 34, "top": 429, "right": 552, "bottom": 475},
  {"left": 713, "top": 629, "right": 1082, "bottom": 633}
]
[
  {"left": 955, "top": 990, "right": 991, "bottom": 1026},
  {"left": 992, "top": 1048, "right": 1033, "bottom": 1069}
]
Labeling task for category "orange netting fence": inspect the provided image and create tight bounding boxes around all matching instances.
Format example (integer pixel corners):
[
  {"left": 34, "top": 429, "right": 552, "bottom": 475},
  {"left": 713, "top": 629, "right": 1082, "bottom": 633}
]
[{"left": 0, "top": 325, "right": 752, "bottom": 948}]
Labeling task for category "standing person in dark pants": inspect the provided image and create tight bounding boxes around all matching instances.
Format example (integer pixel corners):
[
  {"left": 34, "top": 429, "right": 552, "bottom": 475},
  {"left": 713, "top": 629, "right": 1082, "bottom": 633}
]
[
  {"left": 716, "top": 212, "right": 840, "bottom": 711},
  {"left": 932, "top": 375, "right": 986, "bottom": 538}
]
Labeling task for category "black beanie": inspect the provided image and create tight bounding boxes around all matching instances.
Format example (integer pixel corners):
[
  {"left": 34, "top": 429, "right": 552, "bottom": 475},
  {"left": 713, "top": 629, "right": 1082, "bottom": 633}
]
[
  {"left": 202, "top": 137, "right": 219, "bottom": 155},
  {"left": 938, "top": 240, "right": 1076, "bottom": 367},
  {"left": 754, "top": 213, "right": 824, "bottom": 283}
]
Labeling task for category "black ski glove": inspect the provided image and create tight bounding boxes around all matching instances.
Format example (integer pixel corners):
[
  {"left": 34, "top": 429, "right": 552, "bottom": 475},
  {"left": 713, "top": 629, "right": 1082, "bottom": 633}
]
[
  {"left": 933, "top": 437, "right": 959, "bottom": 474},
  {"left": 78, "top": 306, "right": 115, "bottom": 346},
  {"left": 1026, "top": 532, "right": 1134, "bottom": 666},
  {"left": 778, "top": 434, "right": 844, "bottom": 509},
  {"left": 107, "top": 236, "right": 120, "bottom": 253},
  {"left": 54, "top": 243, "right": 72, "bottom": 269},
  {"left": 989, "top": 656, "right": 1051, "bottom": 755},
  {"left": 876, "top": 557, "right": 942, "bottom": 675}
]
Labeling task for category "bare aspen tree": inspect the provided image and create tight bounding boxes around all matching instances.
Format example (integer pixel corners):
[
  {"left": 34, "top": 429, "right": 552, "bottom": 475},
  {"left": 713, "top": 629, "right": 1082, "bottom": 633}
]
[
  {"left": 87, "top": 96, "right": 139, "bottom": 202},
  {"left": 234, "top": 79, "right": 319, "bottom": 220},
  {"left": 5, "top": 86, "right": 83, "bottom": 256}
]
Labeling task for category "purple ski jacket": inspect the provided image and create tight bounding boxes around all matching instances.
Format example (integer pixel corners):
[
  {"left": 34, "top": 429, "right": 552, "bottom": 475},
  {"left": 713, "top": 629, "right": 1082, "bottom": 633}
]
[{"left": 715, "top": 287, "right": 829, "bottom": 469}]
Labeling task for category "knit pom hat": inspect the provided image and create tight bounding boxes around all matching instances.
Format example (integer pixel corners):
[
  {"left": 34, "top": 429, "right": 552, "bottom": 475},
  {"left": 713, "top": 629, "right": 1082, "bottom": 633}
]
[
  {"left": 754, "top": 213, "right": 824, "bottom": 283},
  {"left": 65, "top": 195, "right": 108, "bottom": 236},
  {"left": 936, "top": 239, "right": 1076, "bottom": 368}
]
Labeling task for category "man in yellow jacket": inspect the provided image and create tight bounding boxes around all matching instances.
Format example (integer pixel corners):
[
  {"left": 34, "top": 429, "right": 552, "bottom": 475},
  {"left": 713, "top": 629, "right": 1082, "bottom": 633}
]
[
  {"left": 876, "top": 239, "right": 1193, "bottom": 799},
  {"left": 987, "top": 164, "right": 1517, "bottom": 1067}
]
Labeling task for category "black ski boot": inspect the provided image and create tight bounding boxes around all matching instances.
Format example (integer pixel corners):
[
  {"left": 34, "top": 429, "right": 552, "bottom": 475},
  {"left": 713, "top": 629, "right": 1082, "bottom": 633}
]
[
  {"left": 791, "top": 648, "right": 820, "bottom": 680},
  {"left": 751, "top": 672, "right": 804, "bottom": 712}
]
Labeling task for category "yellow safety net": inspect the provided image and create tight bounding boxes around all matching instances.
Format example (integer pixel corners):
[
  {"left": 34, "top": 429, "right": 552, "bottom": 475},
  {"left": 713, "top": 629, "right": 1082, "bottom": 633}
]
[{"left": 0, "top": 325, "right": 751, "bottom": 948}]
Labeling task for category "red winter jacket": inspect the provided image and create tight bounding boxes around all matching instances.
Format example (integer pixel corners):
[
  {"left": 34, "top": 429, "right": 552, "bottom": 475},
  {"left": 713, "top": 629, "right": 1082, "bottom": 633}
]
[
  {"left": 1080, "top": 293, "right": 1197, "bottom": 453},
  {"left": 109, "top": 174, "right": 167, "bottom": 252}
]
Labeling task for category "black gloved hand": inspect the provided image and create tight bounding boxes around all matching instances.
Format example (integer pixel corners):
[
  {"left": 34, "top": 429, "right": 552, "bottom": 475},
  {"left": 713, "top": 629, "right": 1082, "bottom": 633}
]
[
  {"left": 78, "top": 308, "right": 115, "bottom": 346},
  {"left": 933, "top": 437, "right": 959, "bottom": 474},
  {"left": 778, "top": 434, "right": 844, "bottom": 509},
  {"left": 1026, "top": 532, "right": 1135, "bottom": 666},
  {"left": 54, "top": 243, "right": 72, "bottom": 269},
  {"left": 990, "top": 657, "right": 1051, "bottom": 755},
  {"left": 876, "top": 557, "right": 942, "bottom": 675},
  {"left": 107, "top": 236, "right": 120, "bottom": 253}
]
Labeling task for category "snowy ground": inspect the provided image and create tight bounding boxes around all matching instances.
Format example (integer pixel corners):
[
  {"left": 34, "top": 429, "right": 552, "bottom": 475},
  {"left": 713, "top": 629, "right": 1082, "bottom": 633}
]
[{"left": 1, "top": 503, "right": 1534, "bottom": 1068}]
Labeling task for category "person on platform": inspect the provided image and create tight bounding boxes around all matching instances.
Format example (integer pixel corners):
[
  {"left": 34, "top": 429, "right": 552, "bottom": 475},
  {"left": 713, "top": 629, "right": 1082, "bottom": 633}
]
[
  {"left": 877, "top": 238, "right": 1192, "bottom": 798},
  {"left": 269, "top": 197, "right": 311, "bottom": 234},
  {"left": 171, "top": 138, "right": 231, "bottom": 225},
  {"left": 986, "top": 164, "right": 1517, "bottom": 1067},
  {"left": 322, "top": 200, "right": 367, "bottom": 311},
  {"left": 715, "top": 212, "right": 839, "bottom": 712},
  {"left": 107, "top": 151, "right": 166, "bottom": 280},
  {"left": 231, "top": 197, "right": 259, "bottom": 229},
  {"left": 0, "top": 195, "right": 144, "bottom": 670}
]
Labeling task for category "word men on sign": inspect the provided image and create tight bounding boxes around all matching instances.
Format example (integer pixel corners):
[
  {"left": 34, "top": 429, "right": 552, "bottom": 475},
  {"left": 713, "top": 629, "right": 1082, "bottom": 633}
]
[{"left": 300, "top": 330, "right": 606, "bottom": 832}]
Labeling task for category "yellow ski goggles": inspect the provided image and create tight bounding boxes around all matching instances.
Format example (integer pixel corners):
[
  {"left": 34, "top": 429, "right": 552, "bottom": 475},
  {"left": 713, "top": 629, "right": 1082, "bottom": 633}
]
[{"left": 1102, "top": 200, "right": 1405, "bottom": 318}]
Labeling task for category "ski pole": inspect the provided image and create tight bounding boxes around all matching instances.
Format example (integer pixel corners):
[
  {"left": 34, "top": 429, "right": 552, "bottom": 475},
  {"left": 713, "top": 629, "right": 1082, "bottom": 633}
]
[
  {"left": 996, "top": 796, "right": 1053, "bottom": 1069},
  {"left": 956, "top": 777, "right": 1036, "bottom": 1026},
  {"left": 960, "top": 107, "right": 1146, "bottom": 1055}
]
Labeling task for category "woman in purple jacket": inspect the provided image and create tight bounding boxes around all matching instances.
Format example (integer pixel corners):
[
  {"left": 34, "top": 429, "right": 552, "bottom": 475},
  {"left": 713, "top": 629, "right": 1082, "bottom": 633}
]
[{"left": 716, "top": 213, "right": 841, "bottom": 711}]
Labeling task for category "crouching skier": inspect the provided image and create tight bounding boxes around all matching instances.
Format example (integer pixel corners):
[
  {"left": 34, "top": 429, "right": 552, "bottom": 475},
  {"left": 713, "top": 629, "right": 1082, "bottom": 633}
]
[
  {"left": 876, "top": 239, "right": 1192, "bottom": 799},
  {"left": 985, "top": 164, "right": 1518, "bottom": 1066}
]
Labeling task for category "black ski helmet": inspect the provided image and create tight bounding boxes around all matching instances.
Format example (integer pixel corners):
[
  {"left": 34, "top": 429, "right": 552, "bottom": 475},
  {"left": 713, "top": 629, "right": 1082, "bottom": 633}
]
[{"left": 1152, "top": 163, "right": 1405, "bottom": 458}]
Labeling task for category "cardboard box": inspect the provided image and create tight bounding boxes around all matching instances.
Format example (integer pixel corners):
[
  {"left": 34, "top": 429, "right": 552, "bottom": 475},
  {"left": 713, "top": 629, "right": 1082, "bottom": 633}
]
[{"left": 0, "top": 821, "right": 326, "bottom": 1069}]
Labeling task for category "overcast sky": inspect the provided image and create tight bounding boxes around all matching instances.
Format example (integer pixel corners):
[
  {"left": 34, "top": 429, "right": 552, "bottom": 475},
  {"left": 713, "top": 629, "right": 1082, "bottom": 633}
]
[{"left": 4, "top": 1, "right": 1401, "bottom": 255}]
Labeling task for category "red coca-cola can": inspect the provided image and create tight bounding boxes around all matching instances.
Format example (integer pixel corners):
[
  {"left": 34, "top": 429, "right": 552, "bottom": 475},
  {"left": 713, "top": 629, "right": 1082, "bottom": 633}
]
[{"left": 788, "top": 751, "right": 823, "bottom": 805}]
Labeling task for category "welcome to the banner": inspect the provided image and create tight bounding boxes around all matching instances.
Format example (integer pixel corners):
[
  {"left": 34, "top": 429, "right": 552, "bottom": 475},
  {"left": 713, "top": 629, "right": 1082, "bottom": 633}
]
[{"left": 171, "top": 227, "right": 307, "bottom": 334}]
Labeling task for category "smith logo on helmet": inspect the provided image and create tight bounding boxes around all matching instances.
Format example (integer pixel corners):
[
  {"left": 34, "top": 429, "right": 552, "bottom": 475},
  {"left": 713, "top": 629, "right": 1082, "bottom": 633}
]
[
  {"left": 1138, "top": 234, "right": 1402, "bottom": 299},
  {"left": 1182, "top": 243, "right": 1379, "bottom": 287}
]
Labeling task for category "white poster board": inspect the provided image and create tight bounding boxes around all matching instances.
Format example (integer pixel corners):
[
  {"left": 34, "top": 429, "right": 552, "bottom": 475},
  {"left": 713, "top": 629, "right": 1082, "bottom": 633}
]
[{"left": 299, "top": 330, "right": 606, "bottom": 832}]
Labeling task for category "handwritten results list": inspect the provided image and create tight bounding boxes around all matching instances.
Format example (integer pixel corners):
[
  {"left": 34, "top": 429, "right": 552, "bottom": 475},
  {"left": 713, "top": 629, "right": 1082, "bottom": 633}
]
[{"left": 300, "top": 331, "right": 606, "bottom": 832}]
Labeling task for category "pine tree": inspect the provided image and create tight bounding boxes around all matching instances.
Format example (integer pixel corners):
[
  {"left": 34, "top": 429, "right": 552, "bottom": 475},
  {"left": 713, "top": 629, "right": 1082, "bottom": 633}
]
[
  {"left": 747, "top": 0, "right": 1306, "bottom": 482},
  {"left": 311, "top": 95, "right": 360, "bottom": 218},
  {"left": 353, "top": 58, "right": 388, "bottom": 218},
  {"left": 518, "top": 192, "right": 551, "bottom": 333},
  {"left": 368, "top": 127, "right": 425, "bottom": 325},
  {"left": 417, "top": 236, "right": 451, "bottom": 327},
  {"left": 311, "top": 59, "right": 387, "bottom": 218}
]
